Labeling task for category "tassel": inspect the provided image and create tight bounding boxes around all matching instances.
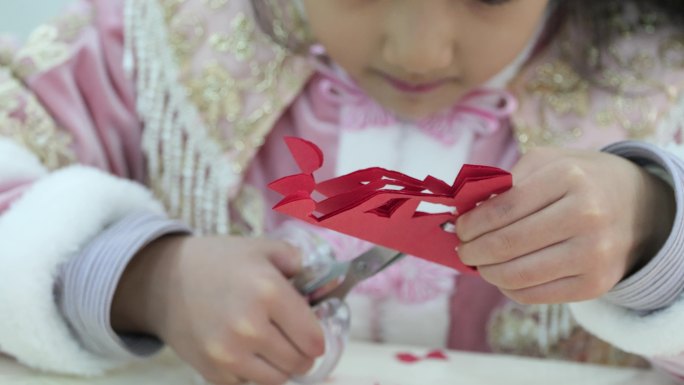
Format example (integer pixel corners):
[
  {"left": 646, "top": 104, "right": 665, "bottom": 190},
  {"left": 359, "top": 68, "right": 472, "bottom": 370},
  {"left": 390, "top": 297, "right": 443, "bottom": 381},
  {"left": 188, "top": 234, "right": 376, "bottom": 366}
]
[
  {"left": 123, "top": 0, "right": 239, "bottom": 235},
  {"left": 534, "top": 304, "right": 574, "bottom": 354}
]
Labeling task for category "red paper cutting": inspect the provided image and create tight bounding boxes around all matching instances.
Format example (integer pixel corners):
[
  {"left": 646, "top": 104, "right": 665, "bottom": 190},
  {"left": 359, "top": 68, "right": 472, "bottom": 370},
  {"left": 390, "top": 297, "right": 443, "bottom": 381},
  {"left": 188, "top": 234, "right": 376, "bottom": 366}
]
[{"left": 269, "top": 137, "right": 512, "bottom": 274}]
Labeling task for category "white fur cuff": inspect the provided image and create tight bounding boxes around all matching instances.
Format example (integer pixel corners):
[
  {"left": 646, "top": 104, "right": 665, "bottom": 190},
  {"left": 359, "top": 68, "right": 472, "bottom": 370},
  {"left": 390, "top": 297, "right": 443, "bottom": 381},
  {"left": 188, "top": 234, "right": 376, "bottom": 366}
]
[
  {"left": 0, "top": 165, "right": 164, "bottom": 375},
  {"left": 0, "top": 138, "right": 48, "bottom": 181},
  {"left": 570, "top": 299, "right": 684, "bottom": 357}
]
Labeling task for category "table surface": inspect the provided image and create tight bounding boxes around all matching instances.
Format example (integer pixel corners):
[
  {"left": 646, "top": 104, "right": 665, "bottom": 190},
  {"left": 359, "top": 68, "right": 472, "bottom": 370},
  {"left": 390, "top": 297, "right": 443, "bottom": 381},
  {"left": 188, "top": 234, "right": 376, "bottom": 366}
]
[{"left": 0, "top": 342, "right": 677, "bottom": 385}]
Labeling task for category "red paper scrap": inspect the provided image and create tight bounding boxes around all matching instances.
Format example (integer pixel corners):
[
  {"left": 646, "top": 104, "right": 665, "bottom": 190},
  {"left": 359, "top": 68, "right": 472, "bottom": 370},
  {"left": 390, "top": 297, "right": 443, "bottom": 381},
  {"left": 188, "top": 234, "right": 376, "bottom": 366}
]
[
  {"left": 395, "top": 353, "right": 421, "bottom": 363},
  {"left": 395, "top": 350, "right": 450, "bottom": 364},
  {"left": 425, "top": 350, "right": 449, "bottom": 360}
]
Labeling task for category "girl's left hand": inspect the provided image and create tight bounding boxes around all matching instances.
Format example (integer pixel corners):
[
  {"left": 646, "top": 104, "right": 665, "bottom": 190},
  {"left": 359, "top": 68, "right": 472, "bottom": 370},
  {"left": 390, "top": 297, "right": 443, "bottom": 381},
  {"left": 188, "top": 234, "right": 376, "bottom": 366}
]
[{"left": 456, "top": 147, "right": 675, "bottom": 304}]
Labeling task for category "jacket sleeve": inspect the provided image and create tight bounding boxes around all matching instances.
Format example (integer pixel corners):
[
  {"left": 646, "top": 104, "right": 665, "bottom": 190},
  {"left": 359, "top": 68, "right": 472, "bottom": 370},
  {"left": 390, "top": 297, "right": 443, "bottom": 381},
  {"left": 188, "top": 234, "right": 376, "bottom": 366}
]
[
  {"left": 570, "top": 136, "right": 684, "bottom": 385},
  {"left": 0, "top": 0, "right": 168, "bottom": 375}
]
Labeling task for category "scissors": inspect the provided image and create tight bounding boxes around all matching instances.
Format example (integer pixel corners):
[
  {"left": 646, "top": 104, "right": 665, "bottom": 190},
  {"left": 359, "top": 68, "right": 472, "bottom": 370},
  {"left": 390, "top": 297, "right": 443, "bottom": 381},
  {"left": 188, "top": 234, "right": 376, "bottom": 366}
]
[{"left": 291, "top": 247, "right": 405, "bottom": 384}]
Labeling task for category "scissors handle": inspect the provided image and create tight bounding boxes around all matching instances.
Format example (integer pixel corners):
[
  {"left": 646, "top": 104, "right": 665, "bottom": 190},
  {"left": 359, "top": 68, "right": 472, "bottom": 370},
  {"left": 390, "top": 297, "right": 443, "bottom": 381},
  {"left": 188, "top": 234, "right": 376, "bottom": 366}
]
[
  {"left": 291, "top": 298, "right": 350, "bottom": 384},
  {"left": 290, "top": 247, "right": 403, "bottom": 383}
]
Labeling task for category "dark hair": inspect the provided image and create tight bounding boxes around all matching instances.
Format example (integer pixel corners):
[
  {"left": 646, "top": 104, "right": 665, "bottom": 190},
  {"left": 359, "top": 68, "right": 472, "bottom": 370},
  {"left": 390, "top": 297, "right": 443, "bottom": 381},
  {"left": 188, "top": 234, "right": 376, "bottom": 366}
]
[
  {"left": 567, "top": 1, "right": 682, "bottom": 41},
  {"left": 251, "top": 0, "right": 684, "bottom": 66},
  {"left": 251, "top": 0, "right": 311, "bottom": 53}
]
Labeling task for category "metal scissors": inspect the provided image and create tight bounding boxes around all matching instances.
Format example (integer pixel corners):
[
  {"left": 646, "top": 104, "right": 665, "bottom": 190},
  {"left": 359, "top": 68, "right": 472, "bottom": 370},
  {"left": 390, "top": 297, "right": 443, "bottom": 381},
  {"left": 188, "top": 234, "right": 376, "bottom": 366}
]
[{"left": 291, "top": 247, "right": 405, "bottom": 384}]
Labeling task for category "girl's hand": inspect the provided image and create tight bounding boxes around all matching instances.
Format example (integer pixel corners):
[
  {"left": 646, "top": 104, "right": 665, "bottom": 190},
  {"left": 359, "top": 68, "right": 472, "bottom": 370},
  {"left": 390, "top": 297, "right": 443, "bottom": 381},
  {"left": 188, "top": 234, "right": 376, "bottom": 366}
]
[
  {"left": 113, "top": 236, "right": 325, "bottom": 385},
  {"left": 456, "top": 147, "right": 675, "bottom": 304}
]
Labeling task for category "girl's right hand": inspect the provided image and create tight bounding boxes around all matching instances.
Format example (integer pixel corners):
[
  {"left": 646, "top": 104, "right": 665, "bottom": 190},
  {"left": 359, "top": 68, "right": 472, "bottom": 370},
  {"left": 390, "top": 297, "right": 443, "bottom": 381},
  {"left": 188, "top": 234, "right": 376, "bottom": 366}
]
[{"left": 112, "top": 235, "right": 326, "bottom": 385}]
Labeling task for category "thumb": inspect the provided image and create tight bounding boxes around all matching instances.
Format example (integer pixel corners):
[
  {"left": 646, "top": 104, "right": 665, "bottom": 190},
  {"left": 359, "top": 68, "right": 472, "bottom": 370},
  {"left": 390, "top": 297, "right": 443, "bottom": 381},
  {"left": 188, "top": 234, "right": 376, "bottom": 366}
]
[{"left": 265, "top": 240, "right": 303, "bottom": 278}]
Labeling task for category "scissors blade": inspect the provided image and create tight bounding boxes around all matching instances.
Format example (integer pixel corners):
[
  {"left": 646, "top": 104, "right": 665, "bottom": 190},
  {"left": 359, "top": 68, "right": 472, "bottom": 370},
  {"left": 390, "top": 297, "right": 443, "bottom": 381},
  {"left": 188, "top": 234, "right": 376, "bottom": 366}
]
[
  {"left": 293, "top": 260, "right": 348, "bottom": 296},
  {"left": 311, "top": 247, "right": 405, "bottom": 306},
  {"left": 348, "top": 246, "right": 404, "bottom": 282}
]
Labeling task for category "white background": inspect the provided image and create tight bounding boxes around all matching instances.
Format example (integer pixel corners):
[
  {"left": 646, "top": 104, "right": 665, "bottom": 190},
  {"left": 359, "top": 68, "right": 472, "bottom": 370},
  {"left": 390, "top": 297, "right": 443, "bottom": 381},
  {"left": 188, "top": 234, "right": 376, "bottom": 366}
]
[{"left": 0, "top": 0, "right": 73, "bottom": 40}]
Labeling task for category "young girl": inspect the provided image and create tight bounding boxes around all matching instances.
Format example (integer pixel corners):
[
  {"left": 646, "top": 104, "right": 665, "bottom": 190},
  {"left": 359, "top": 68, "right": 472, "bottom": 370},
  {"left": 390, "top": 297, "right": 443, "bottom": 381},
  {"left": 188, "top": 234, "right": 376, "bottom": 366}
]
[{"left": 1, "top": 0, "right": 684, "bottom": 384}]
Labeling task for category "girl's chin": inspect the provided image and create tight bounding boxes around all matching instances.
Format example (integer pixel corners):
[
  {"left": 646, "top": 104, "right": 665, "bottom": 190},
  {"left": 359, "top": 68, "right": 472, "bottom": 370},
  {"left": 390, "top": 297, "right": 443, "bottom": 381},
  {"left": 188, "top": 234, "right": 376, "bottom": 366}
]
[
  {"left": 384, "top": 103, "right": 454, "bottom": 121},
  {"left": 379, "top": 92, "right": 465, "bottom": 121}
]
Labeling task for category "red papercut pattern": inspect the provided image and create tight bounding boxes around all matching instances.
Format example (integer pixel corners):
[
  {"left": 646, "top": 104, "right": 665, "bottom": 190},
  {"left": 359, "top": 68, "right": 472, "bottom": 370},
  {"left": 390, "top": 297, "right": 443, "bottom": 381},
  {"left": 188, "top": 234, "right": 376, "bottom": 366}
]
[{"left": 269, "top": 137, "right": 512, "bottom": 274}]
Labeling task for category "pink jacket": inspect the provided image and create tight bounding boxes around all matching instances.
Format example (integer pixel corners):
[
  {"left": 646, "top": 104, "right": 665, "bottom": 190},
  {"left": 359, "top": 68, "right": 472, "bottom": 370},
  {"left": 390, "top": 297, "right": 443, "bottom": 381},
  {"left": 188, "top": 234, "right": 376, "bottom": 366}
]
[{"left": 1, "top": 0, "right": 684, "bottom": 377}]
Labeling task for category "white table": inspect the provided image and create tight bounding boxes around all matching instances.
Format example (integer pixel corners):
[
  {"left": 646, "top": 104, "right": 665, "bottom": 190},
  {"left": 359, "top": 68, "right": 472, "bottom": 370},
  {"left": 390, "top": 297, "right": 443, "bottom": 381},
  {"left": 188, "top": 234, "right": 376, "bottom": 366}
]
[{"left": 0, "top": 342, "right": 676, "bottom": 385}]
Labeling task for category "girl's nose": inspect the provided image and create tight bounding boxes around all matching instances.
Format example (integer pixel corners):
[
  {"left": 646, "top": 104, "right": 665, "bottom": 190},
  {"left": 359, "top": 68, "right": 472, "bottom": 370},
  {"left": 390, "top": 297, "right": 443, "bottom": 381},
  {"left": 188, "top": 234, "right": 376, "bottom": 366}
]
[{"left": 382, "top": 3, "right": 456, "bottom": 76}]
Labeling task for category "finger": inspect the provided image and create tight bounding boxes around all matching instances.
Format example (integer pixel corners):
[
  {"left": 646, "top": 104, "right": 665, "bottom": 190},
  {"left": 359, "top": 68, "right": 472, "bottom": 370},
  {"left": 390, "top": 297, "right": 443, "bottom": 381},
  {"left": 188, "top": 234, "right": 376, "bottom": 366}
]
[
  {"left": 231, "top": 356, "right": 289, "bottom": 385},
  {"left": 509, "top": 147, "right": 560, "bottom": 182},
  {"left": 258, "top": 324, "right": 314, "bottom": 375},
  {"left": 458, "top": 198, "right": 579, "bottom": 266},
  {"left": 307, "top": 276, "right": 344, "bottom": 302},
  {"left": 192, "top": 354, "right": 244, "bottom": 385},
  {"left": 263, "top": 240, "right": 303, "bottom": 278},
  {"left": 501, "top": 275, "right": 598, "bottom": 305},
  {"left": 270, "top": 284, "right": 326, "bottom": 359},
  {"left": 456, "top": 162, "right": 567, "bottom": 242},
  {"left": 477, "top": 240, "right": 583, "bottom": 290},
  {"left": 200, "top": 372, "right": 244, "bottom": 385}
]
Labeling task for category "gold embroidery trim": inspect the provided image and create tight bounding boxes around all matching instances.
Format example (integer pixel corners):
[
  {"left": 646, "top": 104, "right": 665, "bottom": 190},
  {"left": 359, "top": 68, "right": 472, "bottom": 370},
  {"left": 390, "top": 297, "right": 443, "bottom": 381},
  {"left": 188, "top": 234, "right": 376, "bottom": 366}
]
[
  {"left": 162, "top": 2, "right": 312, "bottom": 172},
  {"left": 13, "top": 13, "right": 90, "bottom": 79},
  {"left": 0, "top": 68, "right": 75, "bottom": 169},
  {"left": 514, "top": 15, "right": 684, "bottom": 152}
]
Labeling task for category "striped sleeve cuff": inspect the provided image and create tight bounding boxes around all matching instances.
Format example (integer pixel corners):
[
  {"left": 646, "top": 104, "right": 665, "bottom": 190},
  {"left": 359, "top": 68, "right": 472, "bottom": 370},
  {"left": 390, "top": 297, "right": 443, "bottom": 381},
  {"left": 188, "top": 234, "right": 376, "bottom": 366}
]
[
  {"left": 57, "top": 211, "right": 191, "bottom": 360},
  {"left": 601, "top": 141, "right": 684, "bottom": 312}
]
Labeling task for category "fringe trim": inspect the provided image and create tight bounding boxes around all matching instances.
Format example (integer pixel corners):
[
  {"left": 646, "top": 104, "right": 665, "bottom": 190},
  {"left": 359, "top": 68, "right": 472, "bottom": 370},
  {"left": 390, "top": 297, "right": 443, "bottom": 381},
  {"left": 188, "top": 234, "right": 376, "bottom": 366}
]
[
  {"left": 123, "top": 0, "right": 237, "bottom": 235},
  {"left": 534, "top": 304, "right": 573, "bottom": 354}
]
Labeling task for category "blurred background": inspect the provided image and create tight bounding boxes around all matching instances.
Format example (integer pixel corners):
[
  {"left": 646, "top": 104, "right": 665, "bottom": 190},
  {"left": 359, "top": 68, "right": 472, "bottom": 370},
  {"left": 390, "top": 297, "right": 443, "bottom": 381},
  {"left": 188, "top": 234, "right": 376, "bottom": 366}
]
[{"left": 0, "top": 0, "right": 72, "bottom": 40}]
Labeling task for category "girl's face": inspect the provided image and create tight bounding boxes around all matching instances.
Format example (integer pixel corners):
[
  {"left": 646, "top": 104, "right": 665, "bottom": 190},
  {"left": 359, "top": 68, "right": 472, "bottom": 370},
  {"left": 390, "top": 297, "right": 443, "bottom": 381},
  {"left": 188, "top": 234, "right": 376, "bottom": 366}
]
[{"left": 302, "top": 0, "right": 550, "bottom": 120}]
